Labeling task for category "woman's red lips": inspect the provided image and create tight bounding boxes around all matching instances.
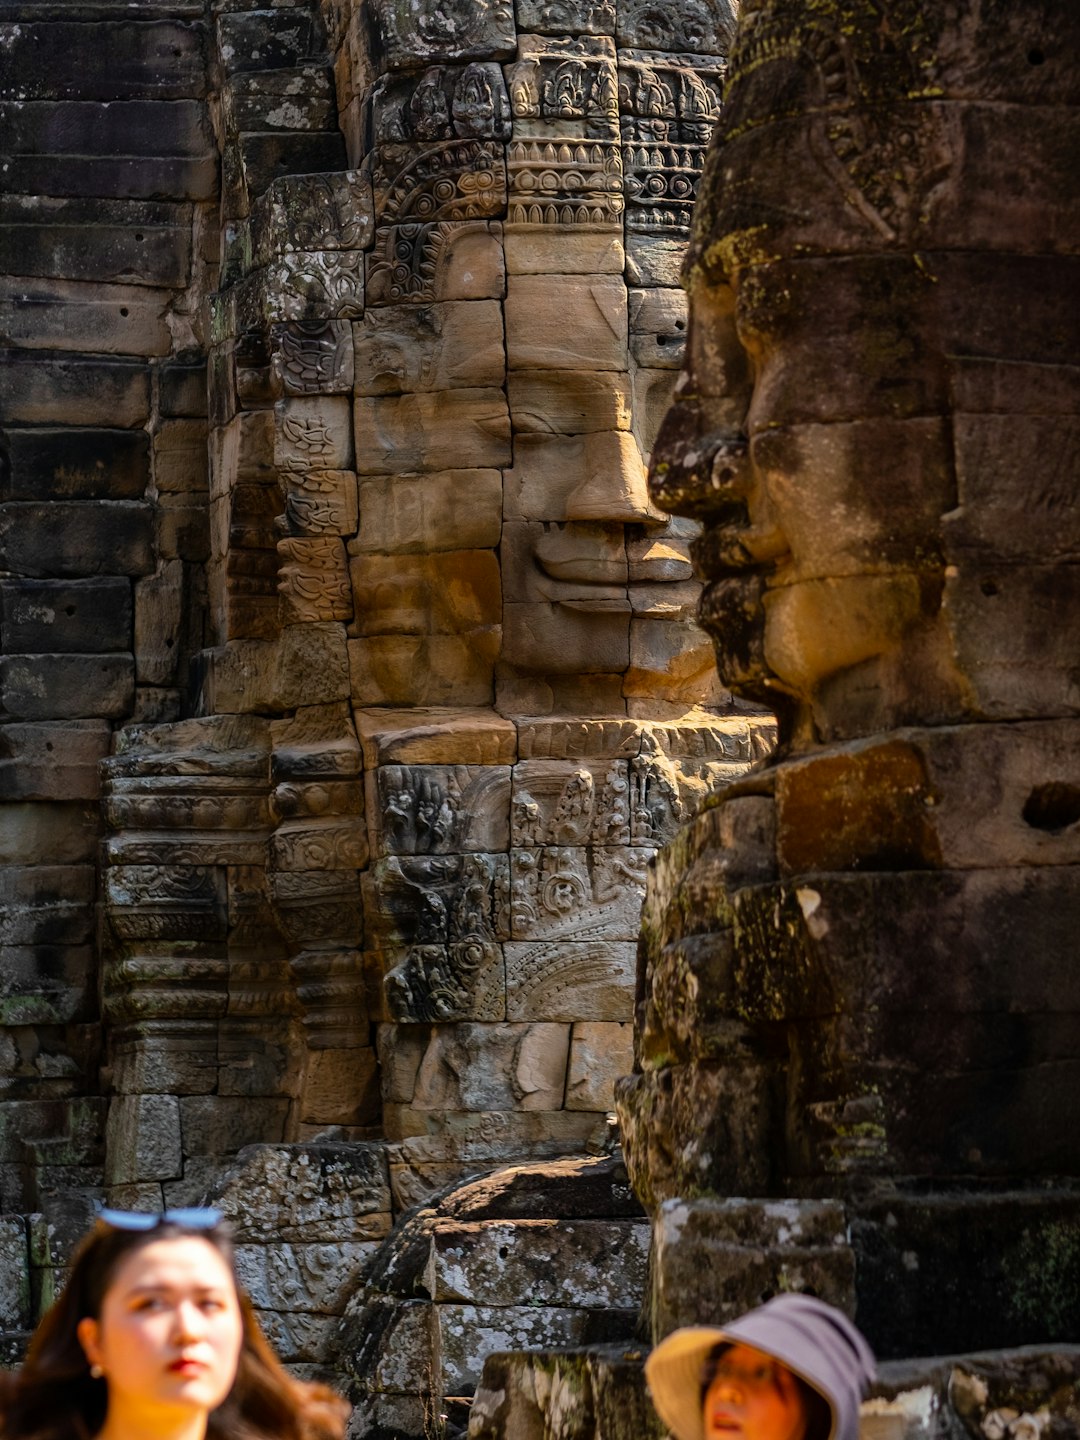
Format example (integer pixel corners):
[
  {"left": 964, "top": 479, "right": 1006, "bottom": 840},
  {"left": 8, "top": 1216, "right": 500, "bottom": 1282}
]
[{"left": 169, "top": 1358, "right": 206, "bottom": 1374}]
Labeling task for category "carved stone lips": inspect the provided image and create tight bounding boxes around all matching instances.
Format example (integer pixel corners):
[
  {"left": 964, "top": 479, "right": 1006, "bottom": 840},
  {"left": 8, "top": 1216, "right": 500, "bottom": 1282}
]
[{"left": 532, "top": 526, "right": 685, "bottom": 606}]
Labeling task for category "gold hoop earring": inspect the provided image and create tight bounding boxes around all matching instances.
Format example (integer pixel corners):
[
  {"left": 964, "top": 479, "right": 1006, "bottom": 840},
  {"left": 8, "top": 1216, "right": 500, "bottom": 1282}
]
[{"left": 90, "top": 1364, "right": 104, "bottom": 1379}]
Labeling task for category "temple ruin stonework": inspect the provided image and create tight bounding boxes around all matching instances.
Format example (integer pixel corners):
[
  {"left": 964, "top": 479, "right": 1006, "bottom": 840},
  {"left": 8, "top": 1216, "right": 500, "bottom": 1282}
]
[{"left": 2, "top": 0, "right": 1080, "bottom": 1436}]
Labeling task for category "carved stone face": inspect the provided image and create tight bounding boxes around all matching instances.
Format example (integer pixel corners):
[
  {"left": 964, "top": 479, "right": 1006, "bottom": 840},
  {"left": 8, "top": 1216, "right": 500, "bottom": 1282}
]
[{"left": 648, "top": 6, "right": 977, "bottom": 742}]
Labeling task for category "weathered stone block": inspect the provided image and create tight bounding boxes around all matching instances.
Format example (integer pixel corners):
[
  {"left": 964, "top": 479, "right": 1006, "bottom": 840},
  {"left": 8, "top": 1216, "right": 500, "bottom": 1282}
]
[
  {"left": 0, "top": 579, "right": 131, "bottom": 654},
  {"left": 508, "top": 370, "right": 632, "bottom": 434},
  {"left": 505, "top": 939, "right": 635, "bottom": 1022},
  {"left": 352, "top": 471, "right": 502, "bottom": 554},
  {"left": 506, "top": 275, "right": 628, "bottom": 371},
  {"left": 437, "top": 1303, "right": 636, "bottom": 1393},
  {"left": 650, "top": 1197, "right": 854, "bottom": 1340},
  {"left": 431, "top": 1216, "right": 649, "bottom": 1307},
  {"left": 353, "top": 301, "right": 505, "bottom": 395},
  {"left": 178, "top": 1096, "right": 290, "bottom": 1156},
  {"left": 0, "top": 720, "right": 110, "bottom": 802},
  {"left": 0, "top": 20, "right": 208, "bottom": 99},
  {"left": 366, "top": 220, "right": 506, "bottom": 306},
  {"left": 104, "top": 1093, "right": 182, "bottom": 1185},
  {"left": 0, "top": 502, "right": 153, "bottom": 578},
  {"left": 350, "top": 550, "right": 500, "bottom": 638},
  {"left": 275, "top": 396, "right": 354, "bottom": 473},
  {"left": 0, "top": 278, "right": 174, "bottom": 356},
  {"left": 214, "top": 1143, "right": 392, "bottom": 1243},
  {"left": 367, "top": 764, "right": 510, "bottom": 856},
  {"left": 0, "top": 654, "right": 134, "bottom": 721},
  {"left": 234, "top": 1241, "right": 379, "bottom": 1314},
  {"left": 0, "top": 197, "right": 192, "bottom": 288},
  {"left": 386, "top": 1023, "right": 570, "bottom": 1113},
  {"left": 629, "top": 286, "right": 687, "bottom": 367},
  {"left": 504, "top": 230, "right": 624, "bottom": 275},
  {"left": 369, "top": 0, "right": 516, "bottom": 71},
  {"left": 565, "top": 1022, "right": 632, "bottom": 1111},
  {"left": 0, "top": 353, "right": 149, "bottom": 427},
  {"left": 1, "top": 427, "right": 149, "bottom": 502},
  {"left": 348, "top": 632, "right": 498, "bottom": 707},
  {"left": 353, "top": 390, "right": 511, "bottom": 474},
  {"left": 355, "top": 707, "right": 517, "bottom": 767}
]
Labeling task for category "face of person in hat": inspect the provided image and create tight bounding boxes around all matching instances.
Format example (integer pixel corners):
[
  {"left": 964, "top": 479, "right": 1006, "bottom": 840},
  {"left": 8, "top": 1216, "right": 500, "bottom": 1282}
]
[{"left": 702, "top": 1343, "right": 808, "bottom": 1440}]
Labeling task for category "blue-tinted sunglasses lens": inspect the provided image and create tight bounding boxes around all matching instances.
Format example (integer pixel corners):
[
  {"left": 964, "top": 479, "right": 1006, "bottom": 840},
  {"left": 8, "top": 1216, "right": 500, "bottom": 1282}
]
[{"left": 99, "top": 1207, "right": 223, "bottom": 1230}]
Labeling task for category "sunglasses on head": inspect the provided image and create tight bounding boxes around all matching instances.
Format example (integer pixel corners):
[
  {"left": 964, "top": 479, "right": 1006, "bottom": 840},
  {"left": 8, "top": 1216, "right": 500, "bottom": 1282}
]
[{"left": 98, "top": 1207, "right": 224, "bottom": 1231}]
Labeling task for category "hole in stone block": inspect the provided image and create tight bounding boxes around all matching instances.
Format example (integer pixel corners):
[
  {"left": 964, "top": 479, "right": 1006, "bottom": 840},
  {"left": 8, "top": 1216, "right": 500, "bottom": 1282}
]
[
  {"left": 980, "top": 579, "right": 999, "bottom": 597},
  {"left": 1028, "top": 48, "right": 1045, "bottom": 64},
  {"left": 120, "top": 307, "right": 129, "bottom": 317},
  {"left": 1022, "top": 782, "right": 1080, "bottom": 832}
]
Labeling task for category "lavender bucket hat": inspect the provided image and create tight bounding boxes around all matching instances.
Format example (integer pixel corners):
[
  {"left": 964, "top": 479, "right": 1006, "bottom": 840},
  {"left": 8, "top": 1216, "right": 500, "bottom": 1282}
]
[{"left": 644, "top": 1294, "right": 876, "bottom": 1440}]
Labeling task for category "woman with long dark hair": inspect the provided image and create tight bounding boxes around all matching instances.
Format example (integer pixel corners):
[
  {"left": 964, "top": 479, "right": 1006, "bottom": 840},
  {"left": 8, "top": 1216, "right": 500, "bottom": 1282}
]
[{"left": 0, "top": 1209, "right": 349, "bottom": 1440}]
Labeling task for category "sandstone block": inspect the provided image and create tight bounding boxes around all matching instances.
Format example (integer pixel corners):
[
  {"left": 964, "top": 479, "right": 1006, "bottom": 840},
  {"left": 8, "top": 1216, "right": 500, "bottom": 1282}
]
[
  {"left": 367, "top": 764, "right": 511, "bottom": 856},
  {"left": 509, "top": 840, "right": 648, "bottom": 944},
  {"left": 503, "top": 520, "right": 627, "bottom": 608},
  {"left": 389, "top": 1022, "right": 570, "bottom": 1113},
  {"left": 353, "top": 300, "right": 505, "bottom": 395},
  {"left": 0, "top": 277, "right": 173, "bottom": 356},
  {"left": 0, "top": 502, "right": 154, "bottom": 578},
  {"left": 437, "top": 1303, "right": 637, "bottom": 1393},
  {"left": 431, "top": 1215, "right": 648, "bottom": 1307},
  {"left": 505, "top": 939, "right": 635, "bottom": 1021},
  {"left": 504, "top": 230, "right": 624, "bottom": 275},
  {"left": 0, "top": 805, "right": 96, "bottom": 866},
  {"left": 178, "top": 1096, "right": 290, "bottom": 1157},
  {"left": 506, "top": 274, "right": 628, "bottom": 371},
  {"left": 134, "top": 561, "right": 183, "bottom": 686},
  {"left": 274, "top": 396, "right": 354, "bottom": 474},
  {"left": 565, "top": 1021, "right": 633, "bottom": 1110},
  {"left": 511, "top": 758, "right": 632, "bottom": 847},
  {"left": 353, "top": 471, "right": 502, "bottom": 554},
  {"left": 363, "top": 852, "right": 510, "bottom": 952},
  {"left": 650, "top": 1198, "right": 854, "bottom": 1340},
  {"left": 0, "top": 720, "right": 111, "bottom": 801},
  {"left": 625, "top": 233, "right": 686, "bottom": 287},
  {"left": 214, "top": 1143, "right": 391, "bottom": 1243},
  {"left": 1, "top": 426, "right": 148, "bottom": 502},
  {"left": 0, "top": 353, "right": 149, "bottom": 427},
  {"left": 234, "top": 1241, "right": 379, "bottom": 1314},
  {"left": 0, "top": 1217, "right": 31, "bottom": 1330},
  {"left": 195, "top": 625, "right": 351, "bottom": 714},
  {"left": 0, "top": 655, "right": 134, "bottom": 721},
  {"left": 253, "top": 1309, "right": 336, "bottom": 1364},
  {"left": 382, "top": 938, "right": 506, "bottom": 1025},
  {"left": 342, "top": 1297, "right": 433, "bottom": 1395},
  {"left": 0, "top": 579, "right": 131, "bottom": 654},
  {"left": 348, "top": 632, "right": 498, "bottom": 707},
  {"left": 355, "top": 708, "right": 517, "bottom": 767},
  {"left": 353, "top": 390, "right": 511, "bottom": 474},
  {"left": 301, "top": 1047, "right": 379, "bottom": 1129},
  {"left": 105, "top": 1093, "right": 182, "bottom": 1185},
  {"left": 366, "top": 220, "right": 506, "bottom": 306},
  {"left": 384, "top": 1109, "right": 603, "bottom": 1167},
  {"left": 625, "top": 616, "right": 716, "bottom": 703},
  {"left": 502, "top": 603, "right": 630, "bottom": 675},
  {"left": 504, "top": 429, "right": 649, "bottom": 521},
  {"left": 154, "top": 419, "right": 209, "bottom": 494},
  {"left": 283, "top": 469, "right": 359, "bottom": 538},
  {"left": 629, "top": 286, "right": 687, "bottom": 367},
  {"left": 508, "top": 369, "right": 632, "bottom": 434},
  {"left": 350, "top": 550, "right": 501, "bottom": 636}
]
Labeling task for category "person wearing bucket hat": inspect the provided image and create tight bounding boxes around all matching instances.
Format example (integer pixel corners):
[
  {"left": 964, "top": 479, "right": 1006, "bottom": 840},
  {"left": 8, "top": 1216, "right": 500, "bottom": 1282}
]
[{"left": 645, "top": 1294, "right": 875, "bottom": 1440}]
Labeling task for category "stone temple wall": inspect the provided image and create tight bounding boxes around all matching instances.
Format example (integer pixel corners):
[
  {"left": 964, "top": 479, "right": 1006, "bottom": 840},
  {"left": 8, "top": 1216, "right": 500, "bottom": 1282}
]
[{"left": 0, "top": 0, "right": 772, "bottom": 1394}]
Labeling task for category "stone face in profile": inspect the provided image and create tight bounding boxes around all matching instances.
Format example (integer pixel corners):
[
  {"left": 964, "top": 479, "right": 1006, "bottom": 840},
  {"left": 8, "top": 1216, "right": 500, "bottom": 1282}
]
[
  {"left": 649, "top": 0, "right": 1080, "bottom": 749},
  {"left": 620, "top": 0, "right": 1080, "bottom": 1353}
]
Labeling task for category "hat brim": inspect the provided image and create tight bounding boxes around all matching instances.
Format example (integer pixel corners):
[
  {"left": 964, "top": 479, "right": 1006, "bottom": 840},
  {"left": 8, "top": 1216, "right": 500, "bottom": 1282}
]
[
  {"left": 644, "top": 1327, "right": 728, "bottom": 1440},
  {"left": 644, "top": 1325, "right": 835, "bottom": 1440}
]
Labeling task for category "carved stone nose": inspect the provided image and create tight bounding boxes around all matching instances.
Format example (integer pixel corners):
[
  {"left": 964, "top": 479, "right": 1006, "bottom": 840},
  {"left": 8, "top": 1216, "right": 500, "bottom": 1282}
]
[{"left": 565, "top": 432, "right": 668, "bottom": 523}]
